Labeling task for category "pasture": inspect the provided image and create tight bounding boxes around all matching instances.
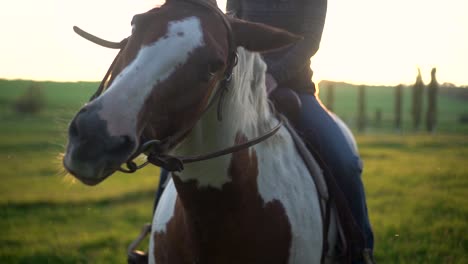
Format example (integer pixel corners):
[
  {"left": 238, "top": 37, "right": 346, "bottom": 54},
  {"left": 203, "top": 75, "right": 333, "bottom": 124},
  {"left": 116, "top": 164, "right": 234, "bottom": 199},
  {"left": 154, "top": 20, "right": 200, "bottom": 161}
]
[{"left": 0, "top": 79, "right": 467, "bottom": 263}]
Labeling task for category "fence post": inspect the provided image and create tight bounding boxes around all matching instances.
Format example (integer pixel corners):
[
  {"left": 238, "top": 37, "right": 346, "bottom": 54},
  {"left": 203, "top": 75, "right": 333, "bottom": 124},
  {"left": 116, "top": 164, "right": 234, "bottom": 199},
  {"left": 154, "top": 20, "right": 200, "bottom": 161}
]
[
  {"left": 412, "top": 68, "right": 424, "bottom": 130},
  {"left": 357, "top": 85, "right": 366, "bottom": 132},
  {"left": 395, "top": 84, "right": 403, "bottom": 131},
  {"left": 426, "top": 68, "right": 438, "bottom": 132}
]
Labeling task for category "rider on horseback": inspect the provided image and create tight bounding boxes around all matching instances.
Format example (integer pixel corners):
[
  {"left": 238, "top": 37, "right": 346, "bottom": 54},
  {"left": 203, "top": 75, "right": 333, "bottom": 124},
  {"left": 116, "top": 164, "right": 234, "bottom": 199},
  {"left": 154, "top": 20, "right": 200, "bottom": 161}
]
[
  {"left": 154, "top": 0, "right": 375, "bottom": 262},
  {"left": 225, "top": 0, "right": 375, "bottom": 263}
]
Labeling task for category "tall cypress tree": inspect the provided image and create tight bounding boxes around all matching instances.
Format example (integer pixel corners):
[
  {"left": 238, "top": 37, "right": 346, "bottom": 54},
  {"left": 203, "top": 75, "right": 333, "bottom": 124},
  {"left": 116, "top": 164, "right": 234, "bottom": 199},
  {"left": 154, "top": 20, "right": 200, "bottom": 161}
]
[
  {"left": 412, "top": 68, "right": 424, "bottom": 130},
  {"left": 357, "top": 85, "right": 366, "bottom": 132},
  {"left": 395, "top": 84, "right": 403, "bottom": 131},
  {"left": 426, "top": 68, "right": 438, "bottom": 132}
]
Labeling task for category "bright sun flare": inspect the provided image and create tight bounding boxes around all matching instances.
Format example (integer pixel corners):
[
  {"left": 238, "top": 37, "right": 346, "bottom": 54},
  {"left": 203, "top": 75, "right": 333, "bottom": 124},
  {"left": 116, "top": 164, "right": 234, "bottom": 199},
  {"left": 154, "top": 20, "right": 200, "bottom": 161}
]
[{"left": 0, "top": 0, "right": 467, "bottom": 86}]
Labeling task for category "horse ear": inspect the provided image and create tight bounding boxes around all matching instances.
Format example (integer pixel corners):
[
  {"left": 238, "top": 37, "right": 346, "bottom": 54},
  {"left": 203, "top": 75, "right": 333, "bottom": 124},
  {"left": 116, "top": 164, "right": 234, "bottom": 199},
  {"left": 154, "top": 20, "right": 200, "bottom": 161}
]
[{"left": 229, "top": 18, "right": 303, "bottom": 52}]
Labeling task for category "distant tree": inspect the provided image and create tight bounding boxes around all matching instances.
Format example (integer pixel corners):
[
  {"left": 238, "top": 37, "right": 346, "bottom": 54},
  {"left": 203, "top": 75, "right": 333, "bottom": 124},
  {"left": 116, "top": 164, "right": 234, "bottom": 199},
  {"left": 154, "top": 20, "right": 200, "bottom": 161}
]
[
  {"left": 394, "top": 84, "right": 403, "bottom": 131},
  {"left": 13, "top": 83, "right": 45, "bottom": 114},
  {"left": 412, "top": 68, "right": 424, "bottom": 130},
  {"left": 325, "top": 83, "right": 335, "bottom": 111},
  {"left": 357, "top": 85, "right": 366, "bottom": 132},
  {"left": 426, "top": 68, "right": 438, "bottom": 132},
  {"left": 441, "top": 82, "right": 456, "bottom": 88},
  {"left": 374, "top": 108, "right": 382, "bottom": 128}
]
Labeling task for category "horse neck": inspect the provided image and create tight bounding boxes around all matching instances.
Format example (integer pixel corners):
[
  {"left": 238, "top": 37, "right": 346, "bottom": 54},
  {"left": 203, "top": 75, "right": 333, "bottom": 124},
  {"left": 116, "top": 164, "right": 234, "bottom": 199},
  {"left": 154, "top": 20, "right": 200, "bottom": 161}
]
[
  {"left": 166, "top": 50, "right": 291, "bottom": 250},
  {"left": 171, "top": 47, "right": 274, "bottom": 188},
  {"left": 163, "top": 50, "right": 317, "bottom": 256}
]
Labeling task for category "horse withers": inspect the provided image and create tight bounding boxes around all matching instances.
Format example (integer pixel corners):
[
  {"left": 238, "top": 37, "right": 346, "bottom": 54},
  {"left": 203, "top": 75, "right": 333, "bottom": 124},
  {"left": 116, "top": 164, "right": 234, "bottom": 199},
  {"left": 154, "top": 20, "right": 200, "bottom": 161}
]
[{"left": 63, "top": 0, "right": 345, "bottom": 263}]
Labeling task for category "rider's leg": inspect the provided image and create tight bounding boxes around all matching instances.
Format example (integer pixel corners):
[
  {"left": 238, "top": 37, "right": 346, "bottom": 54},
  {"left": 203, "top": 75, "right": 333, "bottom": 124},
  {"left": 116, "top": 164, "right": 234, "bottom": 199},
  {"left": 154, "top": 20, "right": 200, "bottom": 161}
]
[{"left": 294, "top": 91, "right": 374, "bottom": 260}]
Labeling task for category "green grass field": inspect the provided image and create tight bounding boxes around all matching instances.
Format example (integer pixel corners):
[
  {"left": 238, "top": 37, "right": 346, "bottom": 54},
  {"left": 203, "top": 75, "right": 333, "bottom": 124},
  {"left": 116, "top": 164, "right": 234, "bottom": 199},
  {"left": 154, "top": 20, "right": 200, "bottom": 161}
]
[{"left": 0, "top": 79, "right": 467, "bottom": 263}]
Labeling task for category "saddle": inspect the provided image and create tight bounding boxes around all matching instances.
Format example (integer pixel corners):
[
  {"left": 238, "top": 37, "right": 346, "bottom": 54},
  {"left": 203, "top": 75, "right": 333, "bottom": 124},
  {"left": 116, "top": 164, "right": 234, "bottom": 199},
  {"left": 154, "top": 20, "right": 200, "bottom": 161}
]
[
  {"left": 269, "top": 87, "right": 303, "bottom": 125},
  {"left": 270, "top": 87, "right": 367, "bottom": 263}
]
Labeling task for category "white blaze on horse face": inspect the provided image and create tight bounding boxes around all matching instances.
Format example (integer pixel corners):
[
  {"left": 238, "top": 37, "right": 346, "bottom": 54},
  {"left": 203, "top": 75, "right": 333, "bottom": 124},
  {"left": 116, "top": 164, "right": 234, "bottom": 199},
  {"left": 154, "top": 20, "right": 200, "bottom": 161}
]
[{"left": 97, "top": 16, "right": 205, "bottom": 138}]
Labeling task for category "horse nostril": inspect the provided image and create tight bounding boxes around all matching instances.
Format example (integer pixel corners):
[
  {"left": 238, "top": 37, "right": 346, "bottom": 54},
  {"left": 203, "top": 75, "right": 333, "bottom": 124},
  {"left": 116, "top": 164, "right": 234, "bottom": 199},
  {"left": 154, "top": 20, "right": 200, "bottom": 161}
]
[{"left": 69, "top": 106, "right": 91, "bottom": 139}]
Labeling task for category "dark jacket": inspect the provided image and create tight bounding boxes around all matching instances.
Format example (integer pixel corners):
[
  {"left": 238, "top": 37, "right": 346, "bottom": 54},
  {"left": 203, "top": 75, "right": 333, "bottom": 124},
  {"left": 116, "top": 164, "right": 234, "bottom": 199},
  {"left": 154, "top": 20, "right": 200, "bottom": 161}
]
[{"left": 226, "top": 0, "right": 327, "bottom": 93}]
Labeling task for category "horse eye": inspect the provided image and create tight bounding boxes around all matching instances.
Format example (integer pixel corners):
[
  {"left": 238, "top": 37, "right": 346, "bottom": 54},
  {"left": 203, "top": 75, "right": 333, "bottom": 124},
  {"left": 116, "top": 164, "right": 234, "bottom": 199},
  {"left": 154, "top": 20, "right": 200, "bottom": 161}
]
[
  {"left": 200, "top": 70, "right": 215, "bottom": 82},
  {"left": 203, "top": 72, "right": 216, "bottom": 82}
]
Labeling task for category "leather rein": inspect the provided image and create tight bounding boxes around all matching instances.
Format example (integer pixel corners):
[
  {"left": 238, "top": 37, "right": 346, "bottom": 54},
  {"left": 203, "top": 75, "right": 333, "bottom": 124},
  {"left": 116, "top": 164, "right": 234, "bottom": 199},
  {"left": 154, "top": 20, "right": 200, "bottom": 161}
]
[{"left": 73, "top": 0, "right": 283, "bottom": 173}]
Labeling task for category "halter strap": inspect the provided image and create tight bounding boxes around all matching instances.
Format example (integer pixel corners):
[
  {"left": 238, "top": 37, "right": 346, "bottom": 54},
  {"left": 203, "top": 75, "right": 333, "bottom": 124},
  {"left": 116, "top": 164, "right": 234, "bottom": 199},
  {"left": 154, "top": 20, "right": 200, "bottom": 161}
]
[
  {"left": 73, "top": 26, "right": 127, "bottom": 49},
  {"left": 120, "top": 115, "right": 283, "bottom": 172},
  {"left": 73, "top": 26, "right": 128, "bottom": 100},
  {"left": 181, "top": 0, "right": 238, "bottom": 121}
]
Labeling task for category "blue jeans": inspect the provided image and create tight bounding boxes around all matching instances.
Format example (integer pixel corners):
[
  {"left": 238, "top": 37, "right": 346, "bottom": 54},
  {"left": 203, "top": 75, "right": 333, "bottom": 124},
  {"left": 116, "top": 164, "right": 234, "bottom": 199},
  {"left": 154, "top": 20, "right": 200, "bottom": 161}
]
[{"left": 295, "top": 92, "right": 374, "bottom": 253}]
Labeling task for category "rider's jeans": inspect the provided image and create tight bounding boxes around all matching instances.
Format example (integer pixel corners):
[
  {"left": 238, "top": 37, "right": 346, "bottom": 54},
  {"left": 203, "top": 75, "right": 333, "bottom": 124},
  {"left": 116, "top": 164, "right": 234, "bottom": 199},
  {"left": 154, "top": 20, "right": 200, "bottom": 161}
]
[{"left": 295, "top": 92, "right": 374, "bottom": 254}]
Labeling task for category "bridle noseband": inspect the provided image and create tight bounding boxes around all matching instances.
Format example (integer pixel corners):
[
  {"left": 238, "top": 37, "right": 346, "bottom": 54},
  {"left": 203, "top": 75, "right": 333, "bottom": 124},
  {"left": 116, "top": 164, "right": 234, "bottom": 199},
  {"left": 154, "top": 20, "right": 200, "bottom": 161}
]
[{"left": 73, "top": 0, "right": 283, "bottom": 173}]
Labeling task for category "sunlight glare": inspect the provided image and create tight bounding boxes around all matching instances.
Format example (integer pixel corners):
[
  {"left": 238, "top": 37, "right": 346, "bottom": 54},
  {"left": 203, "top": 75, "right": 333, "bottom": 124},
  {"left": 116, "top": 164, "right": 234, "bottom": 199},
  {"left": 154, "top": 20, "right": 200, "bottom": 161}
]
[{"left": 0, "top": 0, "right": 466, "bottom": 86}]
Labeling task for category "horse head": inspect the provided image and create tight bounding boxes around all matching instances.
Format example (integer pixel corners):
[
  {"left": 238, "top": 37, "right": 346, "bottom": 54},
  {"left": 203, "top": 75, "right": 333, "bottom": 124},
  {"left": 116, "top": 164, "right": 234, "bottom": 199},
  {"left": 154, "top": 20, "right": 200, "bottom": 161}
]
[{"left": 63, "top": 0, "right": 300, "bottom": 185}]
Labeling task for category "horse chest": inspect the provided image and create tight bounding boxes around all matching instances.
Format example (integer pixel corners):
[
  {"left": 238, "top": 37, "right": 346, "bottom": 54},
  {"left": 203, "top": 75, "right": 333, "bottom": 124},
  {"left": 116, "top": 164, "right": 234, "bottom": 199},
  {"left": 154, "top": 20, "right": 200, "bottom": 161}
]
[{"left": 150, "top": 134, "right": 323, "bottom": 264}]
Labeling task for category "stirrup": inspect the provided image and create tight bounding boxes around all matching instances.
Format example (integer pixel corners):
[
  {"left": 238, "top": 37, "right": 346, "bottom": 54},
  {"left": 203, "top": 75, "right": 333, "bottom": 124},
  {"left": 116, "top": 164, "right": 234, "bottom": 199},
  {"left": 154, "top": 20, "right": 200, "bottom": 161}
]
[{"left": 127, "top": 223, "right": 151, "bottom": 264}]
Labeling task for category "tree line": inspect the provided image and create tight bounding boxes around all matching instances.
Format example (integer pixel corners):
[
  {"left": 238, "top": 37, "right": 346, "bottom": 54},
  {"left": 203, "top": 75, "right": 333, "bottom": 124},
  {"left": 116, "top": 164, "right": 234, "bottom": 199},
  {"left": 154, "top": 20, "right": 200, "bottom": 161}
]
[{"left": 323, "top": 67, "right": 440, "bottom": 133}]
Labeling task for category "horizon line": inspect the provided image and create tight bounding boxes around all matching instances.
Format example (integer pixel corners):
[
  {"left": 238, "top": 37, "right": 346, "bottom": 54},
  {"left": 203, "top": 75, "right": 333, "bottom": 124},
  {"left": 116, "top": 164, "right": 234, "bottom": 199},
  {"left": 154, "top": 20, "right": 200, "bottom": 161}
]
[{"left": 1, "top": 77, "right": 467, "bottom": 88}]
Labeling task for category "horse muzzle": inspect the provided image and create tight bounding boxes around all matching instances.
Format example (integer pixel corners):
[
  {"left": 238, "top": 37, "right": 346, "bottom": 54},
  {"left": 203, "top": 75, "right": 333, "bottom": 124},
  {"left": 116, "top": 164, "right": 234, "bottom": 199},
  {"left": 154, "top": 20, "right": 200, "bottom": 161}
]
[{"left": 63, "top": 104, "right": 137, "bottom": 185}]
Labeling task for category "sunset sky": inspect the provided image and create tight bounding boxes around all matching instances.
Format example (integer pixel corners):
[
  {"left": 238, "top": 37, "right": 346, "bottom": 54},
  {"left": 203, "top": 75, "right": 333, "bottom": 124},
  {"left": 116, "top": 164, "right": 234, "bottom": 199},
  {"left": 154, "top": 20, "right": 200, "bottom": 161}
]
[{"left": 1, "top": 0, "right": 467, "bottom": 86}]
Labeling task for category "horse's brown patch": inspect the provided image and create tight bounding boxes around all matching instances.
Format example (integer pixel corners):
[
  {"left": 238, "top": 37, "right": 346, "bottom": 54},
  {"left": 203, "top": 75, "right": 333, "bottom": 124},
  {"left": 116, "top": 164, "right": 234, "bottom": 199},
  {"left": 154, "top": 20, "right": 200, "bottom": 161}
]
[{"left": 153, "top": 132, "right": 292, "bottom": 264}]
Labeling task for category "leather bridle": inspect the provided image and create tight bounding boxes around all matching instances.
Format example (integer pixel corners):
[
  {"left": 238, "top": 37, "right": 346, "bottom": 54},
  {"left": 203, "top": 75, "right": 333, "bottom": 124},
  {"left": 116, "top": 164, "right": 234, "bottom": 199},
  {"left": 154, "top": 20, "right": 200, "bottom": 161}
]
[{"left": 73, "top": 0, "right": 283, "bottom": 173}]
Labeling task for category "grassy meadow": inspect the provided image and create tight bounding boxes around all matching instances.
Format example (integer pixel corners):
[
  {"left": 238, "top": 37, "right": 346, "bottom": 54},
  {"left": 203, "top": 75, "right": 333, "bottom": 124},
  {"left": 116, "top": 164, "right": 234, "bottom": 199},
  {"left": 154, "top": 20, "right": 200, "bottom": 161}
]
[{"left": 0, "top": 79, "right": 467, "bottom": 263}]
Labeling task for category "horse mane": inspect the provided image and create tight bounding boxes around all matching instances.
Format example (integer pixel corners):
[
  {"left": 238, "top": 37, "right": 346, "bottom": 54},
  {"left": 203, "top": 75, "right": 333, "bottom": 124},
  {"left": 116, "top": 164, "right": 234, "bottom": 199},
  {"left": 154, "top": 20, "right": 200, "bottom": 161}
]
[{"left": 225, "top": 47, "right": 273, "bottom": 135}]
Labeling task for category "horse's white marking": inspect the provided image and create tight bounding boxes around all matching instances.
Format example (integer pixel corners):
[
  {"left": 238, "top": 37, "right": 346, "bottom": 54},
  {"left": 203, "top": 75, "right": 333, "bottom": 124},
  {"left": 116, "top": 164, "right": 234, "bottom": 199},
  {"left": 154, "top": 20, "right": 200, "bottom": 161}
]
[
  {"left": 148, "top": 178, "right": 177, "bottom": 264},
  {"left": 236, "top": 49, "right": 330, "bottom": 263},
  {"left": 170, "top": 113, "right": 234, "bottom": 189},
  {"left": 153, "top": 178, "right": 177, "bottom": 233},
  {"left": 97, "top": 16, "right": 205, "bottom": 138},
  {"left": 255, "top": 127, "right": 323, "bottom": 263}
]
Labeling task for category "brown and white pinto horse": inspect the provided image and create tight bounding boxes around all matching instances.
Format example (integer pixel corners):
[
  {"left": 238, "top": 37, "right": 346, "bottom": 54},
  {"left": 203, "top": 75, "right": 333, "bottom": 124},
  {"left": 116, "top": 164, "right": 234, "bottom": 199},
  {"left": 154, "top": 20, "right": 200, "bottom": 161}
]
[{"left": 64, "top": 0, "right": 339, "bottom": 263}]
